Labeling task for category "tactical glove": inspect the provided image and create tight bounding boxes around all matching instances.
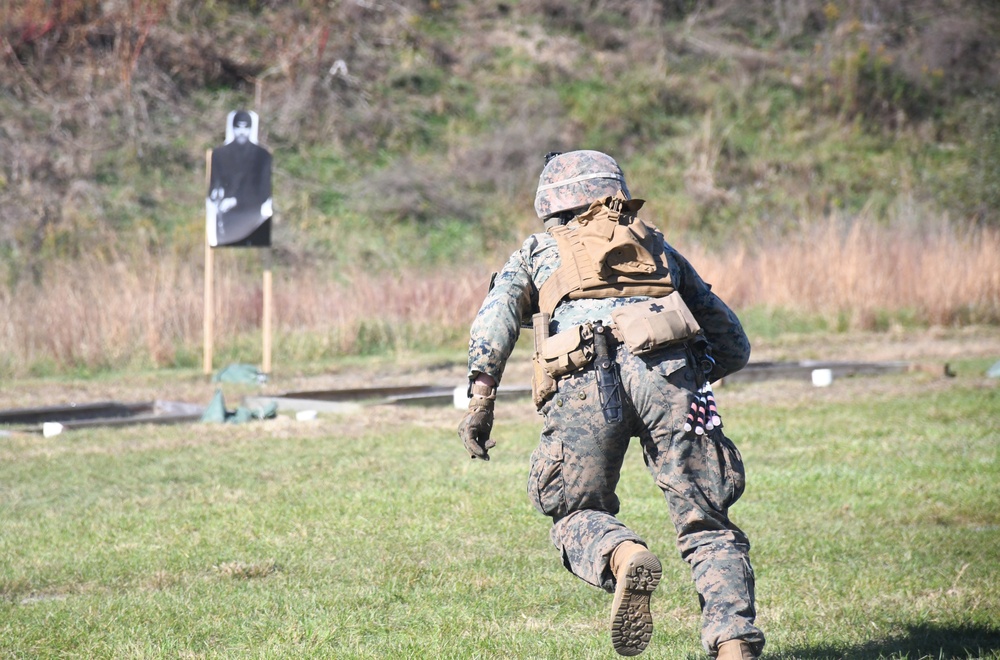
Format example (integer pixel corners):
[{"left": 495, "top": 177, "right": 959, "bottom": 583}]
[{"left": 458, "top": 381, "right": 497, "bottom": 460}]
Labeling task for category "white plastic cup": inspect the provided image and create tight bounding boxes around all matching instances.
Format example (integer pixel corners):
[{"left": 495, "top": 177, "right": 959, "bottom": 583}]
[
  {"left": 42, "top": 422, "right": 64, "bottom": 438},
  {"left": 811, "top": 368, "right": 833, "bottom": 387},
  {"left": 295, "top": 410, "right": 318, "bottom": 421}
]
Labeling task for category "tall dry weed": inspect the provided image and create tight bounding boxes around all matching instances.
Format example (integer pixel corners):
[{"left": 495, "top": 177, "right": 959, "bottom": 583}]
[
  {"left": 1, "top": 218, "right": 998, "bottom": 375},
  {"left": 690, "top": 216, "right": 1000, "bottom": 328}
]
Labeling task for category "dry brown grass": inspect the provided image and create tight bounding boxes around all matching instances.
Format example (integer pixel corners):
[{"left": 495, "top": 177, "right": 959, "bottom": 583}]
[
  {"left": 1, "top": 218, "right": 998, "bottom": 376},
  {"left": 694, "top": 217, "right": 1000, "bottom": 327}
]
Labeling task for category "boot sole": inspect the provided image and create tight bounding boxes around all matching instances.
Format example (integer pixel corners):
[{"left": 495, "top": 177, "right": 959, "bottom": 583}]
[{"left": 610, "top": 550, "right": 662, "bottom": 656}]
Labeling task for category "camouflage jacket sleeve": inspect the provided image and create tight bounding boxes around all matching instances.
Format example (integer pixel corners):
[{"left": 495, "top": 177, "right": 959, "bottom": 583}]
[
  {"left": 466, "top": 235, "right": 543, "bottom": 384},
  {"left": 670, "top": 246, "right": 751, "bottom": 382}
]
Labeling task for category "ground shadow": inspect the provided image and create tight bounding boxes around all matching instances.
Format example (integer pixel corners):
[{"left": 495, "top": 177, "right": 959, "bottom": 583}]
[{"left": 763, "top": 623, "right": 1000, "bottom": 659}]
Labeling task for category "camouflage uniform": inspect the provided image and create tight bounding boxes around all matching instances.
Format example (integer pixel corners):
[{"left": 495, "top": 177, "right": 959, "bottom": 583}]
[{"left": 467, "top": 227, "right": 765, "bottom": 657}]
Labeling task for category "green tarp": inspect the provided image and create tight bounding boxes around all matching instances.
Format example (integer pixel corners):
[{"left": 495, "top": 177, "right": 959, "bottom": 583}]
[{"left": 201, "top": 389, "right": 277, "bottom": 424}]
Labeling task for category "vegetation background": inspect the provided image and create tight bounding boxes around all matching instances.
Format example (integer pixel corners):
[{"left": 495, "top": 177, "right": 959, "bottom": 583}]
[
  {"left": 2, "top": 3, "right": 1000, "bottom": 658},
  {"left": 2, "top": 0, "right": 999, "bottom": 374}
]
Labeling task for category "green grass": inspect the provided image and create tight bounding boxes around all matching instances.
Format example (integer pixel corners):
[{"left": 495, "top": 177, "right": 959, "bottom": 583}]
[{"left": 1, "top": 373, "right": 998, "bottom": 658}]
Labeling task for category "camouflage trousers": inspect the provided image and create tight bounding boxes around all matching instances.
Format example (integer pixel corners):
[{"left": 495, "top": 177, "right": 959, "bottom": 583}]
[{"left": 526, "top": 347, "right": 765, "bottom": 656}]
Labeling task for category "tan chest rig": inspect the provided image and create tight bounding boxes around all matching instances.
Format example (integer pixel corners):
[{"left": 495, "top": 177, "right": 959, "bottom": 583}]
[
  {"left": 537, "top": 192, "right": 676, "bottom": 316},
  {"left": 531, "top": 193, "right": 700, "bottom": 408}
]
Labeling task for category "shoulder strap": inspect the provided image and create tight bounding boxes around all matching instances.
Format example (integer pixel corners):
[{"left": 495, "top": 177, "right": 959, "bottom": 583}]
[{"left": 538, "top": 226, "right": 586, "bottom": 317}]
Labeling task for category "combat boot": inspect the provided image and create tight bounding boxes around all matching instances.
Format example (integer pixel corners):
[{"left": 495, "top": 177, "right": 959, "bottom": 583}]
[
  {"left": 717, "top": 639, "right": 757, "bottom": 660},
  {"left": 609, "top": 541, "right": 662, "bottom": 656}
]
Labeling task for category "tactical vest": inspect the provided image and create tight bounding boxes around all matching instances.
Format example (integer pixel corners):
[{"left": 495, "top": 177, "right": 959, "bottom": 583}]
[{"left": 537, "top": 194, "right": 676, "bottom": 316}]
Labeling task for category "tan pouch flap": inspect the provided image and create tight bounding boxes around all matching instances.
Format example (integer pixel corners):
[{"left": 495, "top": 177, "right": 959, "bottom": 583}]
[
  {"left": 541, "top": 324, "right": 594, "bottom": 378},
  {"left": 611, "top": 292, "right": 701, "bottom": 355},
  {"left": 577, "top": 220, "right": 658, "bottom": 276},
  {"left": 542, "top": 324, "right": 584, "bottom": 360}
]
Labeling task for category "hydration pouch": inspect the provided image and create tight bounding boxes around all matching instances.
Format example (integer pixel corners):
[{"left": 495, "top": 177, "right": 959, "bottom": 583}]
[{"left": 610, "top": 291, "right": 701, "bottom": 355}]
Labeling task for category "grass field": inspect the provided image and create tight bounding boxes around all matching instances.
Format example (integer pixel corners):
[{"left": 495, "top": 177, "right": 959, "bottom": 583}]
[{"left": 1, "top": 348, "right": 999, "bottom": 659}]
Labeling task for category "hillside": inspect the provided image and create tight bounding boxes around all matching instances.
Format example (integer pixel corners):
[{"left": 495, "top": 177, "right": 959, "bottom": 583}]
[{"left": 3, "top": 0, "right": 999, "bottom": 277}]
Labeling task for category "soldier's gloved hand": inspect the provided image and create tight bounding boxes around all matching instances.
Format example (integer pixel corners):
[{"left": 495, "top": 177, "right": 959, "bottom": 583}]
[{"left": 459, "top": 381, "right": 497, "bottom": 460}]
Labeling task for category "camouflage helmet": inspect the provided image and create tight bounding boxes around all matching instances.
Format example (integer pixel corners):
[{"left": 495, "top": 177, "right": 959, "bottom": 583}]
[{"left": 534, "top": 150, "right": 631, "bottom": 219}]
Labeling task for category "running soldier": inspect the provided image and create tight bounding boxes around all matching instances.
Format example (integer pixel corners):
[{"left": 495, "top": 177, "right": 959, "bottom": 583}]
[{"left": 458, "top": 150, "right": 764, "bottom": 658}]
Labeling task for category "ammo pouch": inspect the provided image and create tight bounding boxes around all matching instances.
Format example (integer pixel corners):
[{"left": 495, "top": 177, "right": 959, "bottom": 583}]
[
  {"left": 541, "top": 323, "right": 595, "bottom": 378},
  {"left": 610, "top": 291, "right": 701, "bottom": 355},
  {"left": 531, "top": 323, "right": 596, "bottom": 409}
]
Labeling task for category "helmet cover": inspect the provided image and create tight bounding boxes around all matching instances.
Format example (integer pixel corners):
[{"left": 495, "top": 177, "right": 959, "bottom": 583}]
[{"left": 534, "top": 150, "right": 630, "bottom": 219}]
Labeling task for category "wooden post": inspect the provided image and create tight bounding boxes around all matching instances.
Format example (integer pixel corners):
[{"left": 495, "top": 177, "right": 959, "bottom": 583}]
[
  {"left": 262, "top": 248, "right": 272, "bottom": 374},
  {"left": 254, "top": 84, "right": 272, "bottom": 375},
  {"left": 203, "top": 149, "right": 214, "bottom": 376}
]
